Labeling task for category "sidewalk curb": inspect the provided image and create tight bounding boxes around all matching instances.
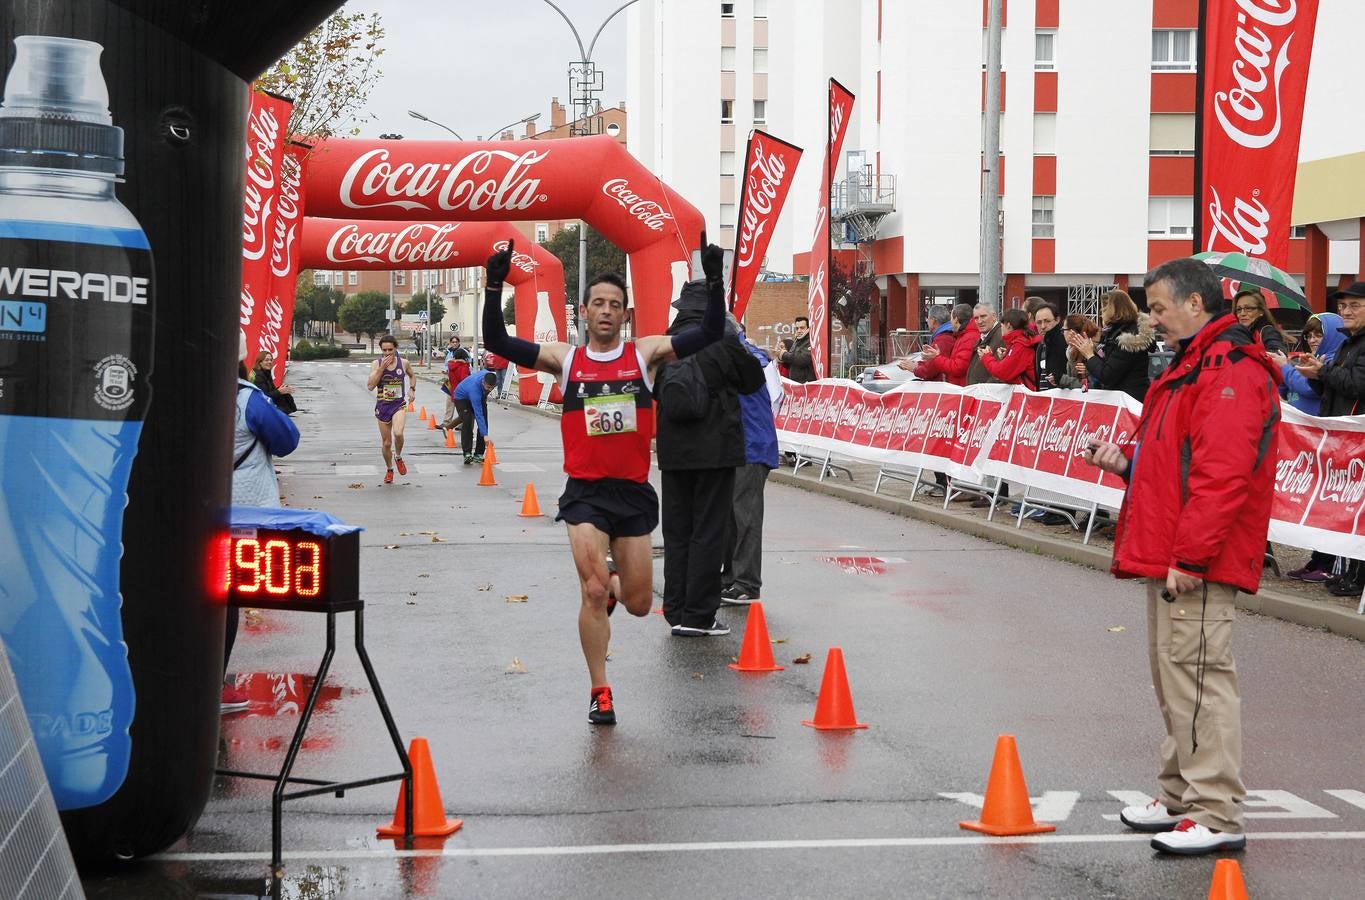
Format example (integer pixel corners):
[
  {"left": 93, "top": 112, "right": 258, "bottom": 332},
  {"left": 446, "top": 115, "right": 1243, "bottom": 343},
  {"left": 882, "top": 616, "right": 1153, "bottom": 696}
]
[{"left": 770, "top": 468, "right": 1365, "bottom": 642}]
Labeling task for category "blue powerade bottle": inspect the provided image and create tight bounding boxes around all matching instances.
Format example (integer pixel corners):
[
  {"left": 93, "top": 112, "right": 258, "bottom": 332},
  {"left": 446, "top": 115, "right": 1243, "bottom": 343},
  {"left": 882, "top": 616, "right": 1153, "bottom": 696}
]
[{"left": 0, "top": 36, "right": 153, "bottom": 810}]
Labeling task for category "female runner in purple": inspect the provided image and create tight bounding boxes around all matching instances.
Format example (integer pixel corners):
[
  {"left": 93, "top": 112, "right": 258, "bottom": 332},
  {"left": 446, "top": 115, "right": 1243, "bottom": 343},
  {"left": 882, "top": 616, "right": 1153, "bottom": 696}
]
[{"left": 366, "top": 335, "right": 417, "bottom": 484}]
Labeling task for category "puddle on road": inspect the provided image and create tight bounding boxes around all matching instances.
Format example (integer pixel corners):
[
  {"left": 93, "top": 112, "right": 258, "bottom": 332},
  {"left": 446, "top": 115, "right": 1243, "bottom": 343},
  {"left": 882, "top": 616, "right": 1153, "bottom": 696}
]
[
  {"left": 819, "top": 555, "right": 907, "bottom": 576},
  {"left": 220, "top": 672, "right": 366, "bottom": 757}
]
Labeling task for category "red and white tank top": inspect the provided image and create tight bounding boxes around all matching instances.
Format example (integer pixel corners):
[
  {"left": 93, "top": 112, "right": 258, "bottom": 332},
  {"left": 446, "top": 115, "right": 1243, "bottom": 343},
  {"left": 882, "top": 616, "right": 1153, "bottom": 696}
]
[{"left": 560, "top": 342, "right": 654, "bottom": 482}]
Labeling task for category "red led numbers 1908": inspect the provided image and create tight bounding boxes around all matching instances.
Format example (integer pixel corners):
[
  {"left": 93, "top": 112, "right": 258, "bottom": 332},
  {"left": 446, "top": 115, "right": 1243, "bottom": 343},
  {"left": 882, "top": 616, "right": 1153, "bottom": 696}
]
[{"left": 227, "top": 536, "right": 322, "bottom": 599}]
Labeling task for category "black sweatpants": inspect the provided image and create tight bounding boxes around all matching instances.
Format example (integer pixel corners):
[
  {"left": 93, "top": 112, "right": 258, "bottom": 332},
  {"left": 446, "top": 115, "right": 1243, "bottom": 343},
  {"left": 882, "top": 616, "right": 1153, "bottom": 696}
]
[
  {"left": 661, "top": 467, "right": 735, "bottom": 628},
  {"left": 455, "top": 398, "right": 485, "bottom": 456}
]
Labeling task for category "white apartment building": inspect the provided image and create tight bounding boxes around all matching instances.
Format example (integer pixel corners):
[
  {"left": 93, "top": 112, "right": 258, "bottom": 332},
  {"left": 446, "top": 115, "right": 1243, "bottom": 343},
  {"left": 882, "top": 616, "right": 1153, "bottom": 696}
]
[{"left": 628, "top": 0, "right": 1364, "bottom": 336}]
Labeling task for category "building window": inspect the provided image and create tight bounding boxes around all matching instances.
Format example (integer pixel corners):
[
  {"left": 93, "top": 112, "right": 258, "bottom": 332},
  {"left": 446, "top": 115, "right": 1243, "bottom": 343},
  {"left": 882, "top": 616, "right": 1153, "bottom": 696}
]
[
  {"left": 721, "top": 99, "right": 734, "bottom": 122},
  {"left": 332, "top": 272, "right": 344, "bottom": 285},
  {"left": 313, "top": 271, "right": 329, "bottom": 287},
  {"left": 535, "top": 223, "right": 549, "bottom": 243},
  {"left": 720, "top": 46, "right": 736, "bottom": 71},
  {"left": 1149, "top": 113, "right": 1196, "bottom": 155},
  {"left": 394, "top": 271, "right": 406, "bottom": 286},
  {"left": 1035, "top": 30, "right": 1056, "bottom": 71},
  {"left": 981, "top": 28, "right": 1006, "bottom": 71},
  {"left": 753, "top": 48, "right": 768, "bottom": 73},
  {"left": 1148, "top": 197, "right": 1194, "bottom": 237},
  {"left": 424, "top": 271, "right": 438, "bottom": 289},
  {"left": 753, "top": 0, "right": 768, "bottom": 16},
  {"left": 721, "top": 2, "right": 734, "bottom": 15},
  {"left": 1152, "top": 29, "right": 1196, "bottom": 71},
  {"left": 720, "top": 150, "right": 736, "bottom": 175},
  {"left": 720, "top": 203, "right": 736, "bottom": 228},
  {"left": 1033, "top": 113, "right": 1056, "bottom": 155},
  {"left": 1031, "top": 196, "right": 1055, "bottom": 238},
  {"left": 348, "top": 271, "right": 358, "bottom": 285},
  {"left": 1290, "top": 225, "right": 1307, "bottom": 239},
  {"left": 753, "top": 100, "right": 767, "bottom": 123}
]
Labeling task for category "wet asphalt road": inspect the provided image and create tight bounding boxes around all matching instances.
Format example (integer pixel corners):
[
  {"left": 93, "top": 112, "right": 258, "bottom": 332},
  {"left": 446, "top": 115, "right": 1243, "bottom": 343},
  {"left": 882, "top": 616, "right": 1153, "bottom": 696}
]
[{"left": 82, "top": 360, "right": 1365, "bottom": 899}]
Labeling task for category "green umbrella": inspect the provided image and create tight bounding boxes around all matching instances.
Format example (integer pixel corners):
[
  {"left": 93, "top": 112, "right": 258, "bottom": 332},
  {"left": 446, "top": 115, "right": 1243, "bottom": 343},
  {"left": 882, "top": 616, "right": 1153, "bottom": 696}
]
[{"left": 1191, "top": 251, "right": 1306, "bottom": 311}]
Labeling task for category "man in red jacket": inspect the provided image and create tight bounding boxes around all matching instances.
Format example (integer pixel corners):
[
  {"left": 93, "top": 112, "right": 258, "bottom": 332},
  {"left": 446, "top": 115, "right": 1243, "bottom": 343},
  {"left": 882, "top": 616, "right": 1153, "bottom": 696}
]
[
  {"left": 915, "top": 303, "right": 978, "bottom": 386},
  {"left": 1085, "top": 257, "right": 1280, "bottom": 857}
]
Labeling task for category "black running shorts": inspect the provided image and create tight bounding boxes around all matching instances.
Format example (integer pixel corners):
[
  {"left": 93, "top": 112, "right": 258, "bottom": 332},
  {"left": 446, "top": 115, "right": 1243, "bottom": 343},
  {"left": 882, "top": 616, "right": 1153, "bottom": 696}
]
[{"left": 556, "top": 477, "right": 658, "bottom": 538}]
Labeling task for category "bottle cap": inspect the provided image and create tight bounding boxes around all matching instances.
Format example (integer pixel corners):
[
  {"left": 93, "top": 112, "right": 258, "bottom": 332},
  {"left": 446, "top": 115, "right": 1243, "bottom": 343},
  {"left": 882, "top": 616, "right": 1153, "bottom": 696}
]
[{"left": 0, "top": 36, "right": 124, "bottom": 175}]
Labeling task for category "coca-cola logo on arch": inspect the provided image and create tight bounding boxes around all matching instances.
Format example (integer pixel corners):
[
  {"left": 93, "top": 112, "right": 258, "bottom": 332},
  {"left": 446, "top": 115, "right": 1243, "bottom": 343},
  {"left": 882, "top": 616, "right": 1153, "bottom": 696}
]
[
  {"left": 492, "top": 239, "right": 537, "bottom": 273},
  {"left": 338, "top": 148, "right": 550, "bottom": 213},
  {"left": 324, "top": 222, "right": 461, "bottom": 265},
  {"left": 600, "top": 178, "right": 674, "bottom": 232}
]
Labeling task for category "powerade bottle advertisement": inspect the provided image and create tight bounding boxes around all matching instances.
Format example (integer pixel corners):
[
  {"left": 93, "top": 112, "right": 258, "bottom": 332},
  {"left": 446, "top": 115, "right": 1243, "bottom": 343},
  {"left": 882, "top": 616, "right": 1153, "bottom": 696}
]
[{"left": 0, "top": 35, "right": 153, "bottom": 809}]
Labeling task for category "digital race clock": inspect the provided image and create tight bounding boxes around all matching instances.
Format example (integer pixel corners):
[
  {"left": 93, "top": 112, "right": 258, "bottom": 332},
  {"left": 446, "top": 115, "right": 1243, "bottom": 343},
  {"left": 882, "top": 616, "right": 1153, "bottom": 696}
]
[{"left": 225, "top": 525, "right": 360, "bottom": 612}]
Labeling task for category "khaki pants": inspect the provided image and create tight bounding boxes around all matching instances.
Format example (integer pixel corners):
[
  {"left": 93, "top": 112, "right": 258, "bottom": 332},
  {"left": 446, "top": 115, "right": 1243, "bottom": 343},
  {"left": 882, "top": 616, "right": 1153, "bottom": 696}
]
[
  {"left": 1146, "top": 579, "right": 1245, "bottom": 833},
  {"left": 441, "top": 395, "right": 461, "bottom": 430}
]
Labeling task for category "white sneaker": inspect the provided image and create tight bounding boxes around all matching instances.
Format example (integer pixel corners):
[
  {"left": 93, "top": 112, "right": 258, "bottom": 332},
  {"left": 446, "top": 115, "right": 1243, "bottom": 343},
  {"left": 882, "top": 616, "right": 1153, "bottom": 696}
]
[
  {"left": 1119, "top": 799, "right": 1186, "bottom": 833},
  {"left": 1150, "top": 819, "right": 1246, "bottom": 855},
  {"left": 671, "top": 619, "right": 731, "bottom": 636}
]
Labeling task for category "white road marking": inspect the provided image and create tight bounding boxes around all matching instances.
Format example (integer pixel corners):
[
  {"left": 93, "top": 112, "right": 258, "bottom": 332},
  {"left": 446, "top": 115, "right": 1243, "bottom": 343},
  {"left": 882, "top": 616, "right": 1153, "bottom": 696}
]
[
  {"left": 1325, "top": 790, "right": 1365, "bottom": 811},
  {"left": 1245, "top": 790, "right": 1338, "bottom": 819},
  {"left": 1101, "top": 790, "right": 1156, "bottom": 821},
  {"left": 151, "top": 831, "right": 1365, "bottom": 863},
  {"left": 939, "top": 791, "right": 1080, "bottom": 822}
]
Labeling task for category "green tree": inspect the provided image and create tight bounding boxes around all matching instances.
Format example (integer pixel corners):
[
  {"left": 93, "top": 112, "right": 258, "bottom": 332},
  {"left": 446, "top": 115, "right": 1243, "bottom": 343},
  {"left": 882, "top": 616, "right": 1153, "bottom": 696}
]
[
  {"left": 542, "top": 224, "right": 627, "bottom": 305},
  {"left": 404, "top": 291, "right": 446, "bottom": 325},
  {"left": 503, "top": 295, "right": 516, "bottom": 325},
  {"left": 294, "top": 276, "right": 344, "bottom": 340},
  {"left": 254, "top": 11, "right": 386, "bottom": 139},
  {"left": 338, "top": 291, "right": 390, "bottom": 350}
]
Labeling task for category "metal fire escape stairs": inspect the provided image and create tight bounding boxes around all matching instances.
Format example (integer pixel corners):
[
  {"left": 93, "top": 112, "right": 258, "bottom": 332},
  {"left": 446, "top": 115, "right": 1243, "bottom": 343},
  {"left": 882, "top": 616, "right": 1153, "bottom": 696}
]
[{"left": 830, "top": 162, "right": 897, "bottom": 280}]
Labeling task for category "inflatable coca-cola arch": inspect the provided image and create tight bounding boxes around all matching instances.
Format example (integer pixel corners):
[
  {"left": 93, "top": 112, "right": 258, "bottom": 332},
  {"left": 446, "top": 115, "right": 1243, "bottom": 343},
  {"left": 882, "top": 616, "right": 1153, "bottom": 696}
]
[
  {"left": 301, "top": 218, "right": 569, "bottom": 403},
  {"left": 303, "top": 134, "right": 705, "bottom": 345}
]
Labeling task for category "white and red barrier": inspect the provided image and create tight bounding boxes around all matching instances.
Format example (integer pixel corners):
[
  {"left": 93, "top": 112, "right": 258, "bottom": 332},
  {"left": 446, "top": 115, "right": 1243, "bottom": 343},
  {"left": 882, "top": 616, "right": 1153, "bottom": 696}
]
[{"left": 776, "top": 380, "right": 1365, "bottom": 558}]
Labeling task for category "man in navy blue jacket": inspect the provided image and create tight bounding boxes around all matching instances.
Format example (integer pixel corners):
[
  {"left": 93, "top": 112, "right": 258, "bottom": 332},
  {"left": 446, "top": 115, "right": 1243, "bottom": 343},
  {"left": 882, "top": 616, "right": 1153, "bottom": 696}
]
[
  {"left": 452, "top": 370, "right": 496, "bottom": 464},
  {"left": 721, "top": 323, "right": 781, "bottom": 606}
]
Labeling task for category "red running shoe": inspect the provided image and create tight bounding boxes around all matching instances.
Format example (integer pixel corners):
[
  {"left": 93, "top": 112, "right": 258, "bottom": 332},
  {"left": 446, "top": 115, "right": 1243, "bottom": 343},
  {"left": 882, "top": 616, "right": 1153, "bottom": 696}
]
[
  {"left": 588, "top": 685, "right": 615, "bottom": 725},
  {"left": 395, "top": 457, "right": 407, "bottom": 476},
  {"left": 383, "top": 469, "right": 394, "bottom": 485}
]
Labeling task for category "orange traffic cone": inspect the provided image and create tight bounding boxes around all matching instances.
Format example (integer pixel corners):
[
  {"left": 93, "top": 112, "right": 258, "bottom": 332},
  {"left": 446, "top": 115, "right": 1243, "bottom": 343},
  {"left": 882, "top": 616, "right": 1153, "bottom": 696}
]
[
  {"left": 728, "top": 603, "right": 784, "bottom": 673},
  {"left": 477, "top": 454, "right": 497, "bottom": 486},
  {"left": 485, "top": 441, "right": 498, "bottom": 465},
  {"left": 802, "top": 648, "right": 867, "bottom": 729},
  {"left": 518, "top": 483, "right": 542, "bottom": 517},
  {"left": 418, "top": 405, "right": 428, "bottom": 421},
  {"left": 426, "top": 415, "right": 437, "bottom": 430},
  {"left": 406, "top": 399, "right": 415, "bottom": 412},
  {"left": 1207, "top": 859, "right": 1249, "bottom": 900},
  {"left": 958, "top": 734, "right": 1056, "bottom": 835},
  {"left": 376, "top": 737, "right": 463, "bottom": 838},
  {"left": 444, "top": 427, "right": 456, "bottom": 449}
]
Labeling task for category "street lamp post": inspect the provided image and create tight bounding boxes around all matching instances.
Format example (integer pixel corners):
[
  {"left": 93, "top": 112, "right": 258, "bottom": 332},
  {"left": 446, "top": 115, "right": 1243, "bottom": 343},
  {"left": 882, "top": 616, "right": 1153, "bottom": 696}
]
[{"left": 536, "top": 0, "right": 641, "bottom": 342}]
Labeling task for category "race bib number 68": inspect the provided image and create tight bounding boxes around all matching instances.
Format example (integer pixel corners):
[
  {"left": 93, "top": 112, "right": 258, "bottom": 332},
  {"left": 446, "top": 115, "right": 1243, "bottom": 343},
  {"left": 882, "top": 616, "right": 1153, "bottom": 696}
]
[{"left": 584, "top": 394, "right": 637, "bottom": 436}]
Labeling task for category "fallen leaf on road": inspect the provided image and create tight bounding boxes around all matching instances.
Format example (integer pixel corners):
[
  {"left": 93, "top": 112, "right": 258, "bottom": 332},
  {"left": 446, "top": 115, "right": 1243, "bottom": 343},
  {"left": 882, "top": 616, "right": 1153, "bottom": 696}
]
[
  {"left": 792, "top": 653, "right": 812, "bottom": 664},
  {"left": 1107, "top": 625, "right": 1126, "bottom": 633},
  {"left": 408, "top": 591, "right": 417, "bottom": 597},
  {"left": 419, "top": 531, "right": 437, "bottom": 535},
  {"left": 312, "top": 496, "right": 324, "bottom": 500},
  {"left": 417, "top": 573, "right": 430, "bottom": 578},
  {"left": 243, "top": 609, "right": 263, "bottom": 625},
  {"left": 605, "top": 651, "right": 612, "bottom": 661},
  {"left": 505, "top": 657, "right": 528, "bottom": 674},
  {"left": 505, "top": 594, "right": 529, "bottom": 603},
  {"left": 405, "top": 601, "right": 416, "bottom": 606},
  {"left": 430, "top": 536, "right": 445, "bottom": 543},
  {"left": 770, "top": 637, "right": 787, "bottom": 644},
  {"left": 383, "top": 544, "right": 399, "bottom": 550},
  {"left": 399, "top": 532, "right": 413, "bottom": 536},
  {"left": 476, "top": 583, "right": 491, "bottom": 591},
  {"left": 348, "top": 483, "right": 364, "bottom": 489},
  {"left": 692, "top": 672, "right": 704, "bottom": 680}
]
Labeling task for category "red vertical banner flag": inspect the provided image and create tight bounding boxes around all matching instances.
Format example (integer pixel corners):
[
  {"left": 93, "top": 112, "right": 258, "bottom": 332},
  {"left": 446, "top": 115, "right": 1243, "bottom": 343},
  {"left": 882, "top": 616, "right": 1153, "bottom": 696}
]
[
  {"left": 239, "top": 89, "right": 293, "bottom": 367},
  {"left": 730, "top": 131, "right": 803, "bottom": 320},
  {"left": 806, "top": 79, "right": 855, "bottom": 380},
  {"left": 264, "top": 141, "right": 310, "bottom": 383},
  {"left": 1197, "top": 0, "right": 1319, "bottom": 271}
]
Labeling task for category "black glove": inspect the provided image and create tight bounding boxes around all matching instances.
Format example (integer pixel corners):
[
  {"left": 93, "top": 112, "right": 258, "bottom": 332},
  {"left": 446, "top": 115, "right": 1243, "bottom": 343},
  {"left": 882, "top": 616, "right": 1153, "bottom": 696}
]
[
  {"left": 486, "top": 240, "right": 514, "bottom": 289},
  {"left": 701, "top": 241, "right": 724, "bottom": 286}
]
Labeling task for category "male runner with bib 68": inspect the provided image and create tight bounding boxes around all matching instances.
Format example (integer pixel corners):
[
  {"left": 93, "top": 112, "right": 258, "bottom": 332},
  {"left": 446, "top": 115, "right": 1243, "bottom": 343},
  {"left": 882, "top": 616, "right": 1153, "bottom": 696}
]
[{"left": 482, "top": 234, "right": 726, "bottom": 725}]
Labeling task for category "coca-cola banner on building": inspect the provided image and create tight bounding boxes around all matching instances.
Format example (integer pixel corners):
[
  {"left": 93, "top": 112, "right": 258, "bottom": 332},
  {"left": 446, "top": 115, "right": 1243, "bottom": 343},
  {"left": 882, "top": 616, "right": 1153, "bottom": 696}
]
[
  {"left": 776, "top": 379, "right": 1364, "bottom": 556},
  {"left": 299, "top": 217, "right": 568, "bottom": 405},
  {"left": 730, "top": 130, "right": 803, "bottom": 320},
  {"left": 261, "top": 140, "right": 309, "bottom": 384},
  {"left": 240, "top": 89, "right": 292, "bottom": 367},
  {"left": 1198, "top": 0, "right": 1320, "bottom": 272},
  {"left": 301, "top": 136, "right": 703, "bottom": 337},
  {"left": 806, "top": 79, "right": 855, "bottom": 380}
]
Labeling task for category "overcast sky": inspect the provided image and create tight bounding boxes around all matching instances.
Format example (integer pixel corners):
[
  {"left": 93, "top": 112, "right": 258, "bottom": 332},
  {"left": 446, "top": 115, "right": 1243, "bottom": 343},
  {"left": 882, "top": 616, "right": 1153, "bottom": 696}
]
[{"left": 344, "top": 0, "right": 630, "bottom": 140}]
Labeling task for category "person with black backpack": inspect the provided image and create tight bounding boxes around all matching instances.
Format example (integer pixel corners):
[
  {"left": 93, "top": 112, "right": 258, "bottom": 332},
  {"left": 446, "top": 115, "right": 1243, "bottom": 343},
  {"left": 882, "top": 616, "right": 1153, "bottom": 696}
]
[{"left": 655, "top": 284, "right": 765, "bottom": 637}]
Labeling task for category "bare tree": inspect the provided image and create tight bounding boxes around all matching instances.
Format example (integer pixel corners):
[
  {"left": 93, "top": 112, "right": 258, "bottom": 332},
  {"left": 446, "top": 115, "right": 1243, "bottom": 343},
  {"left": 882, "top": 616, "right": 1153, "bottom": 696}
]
[{"left": 255, "top": 10, "right": 386, "bottom": 139}]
